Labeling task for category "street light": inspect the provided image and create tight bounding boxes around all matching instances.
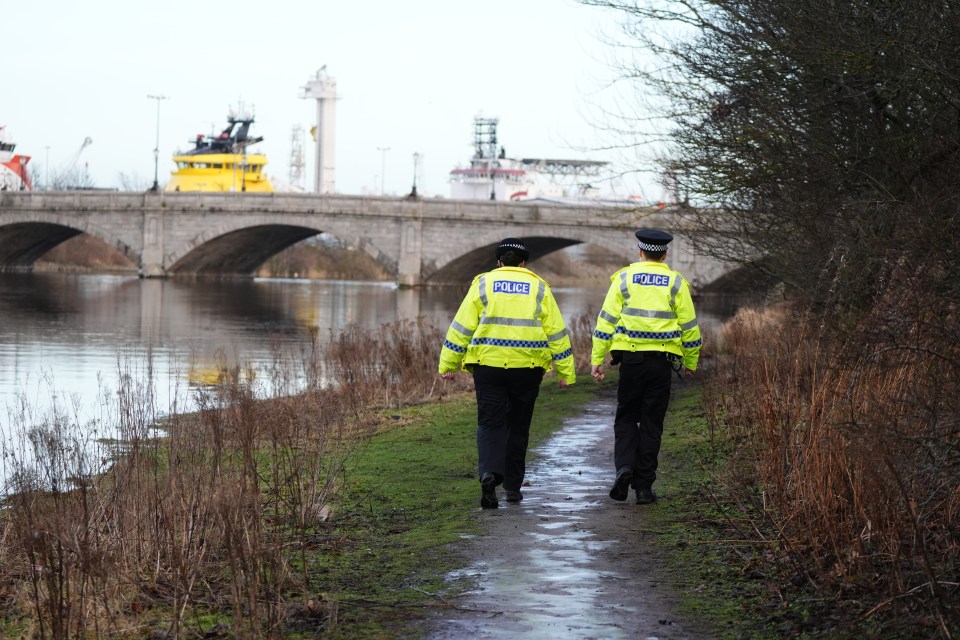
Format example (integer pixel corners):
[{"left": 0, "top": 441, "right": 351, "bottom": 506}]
[
  {"left": 410, "top": 151, "right": 421, "bottom": 198},
  {"left": 147, "top": 94, "right": 168, "bottom": 191},
  {"left": 377, "top": 146, "right": 390, "bottom": 195}
]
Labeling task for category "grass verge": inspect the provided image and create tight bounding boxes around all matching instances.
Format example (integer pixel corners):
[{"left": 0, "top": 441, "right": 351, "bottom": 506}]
[
  {"left": 311, "top": 374, "right": 876, "bottom": 639},
  {"left": 303, "top": 376, "right": 600, "bottom": 639}
]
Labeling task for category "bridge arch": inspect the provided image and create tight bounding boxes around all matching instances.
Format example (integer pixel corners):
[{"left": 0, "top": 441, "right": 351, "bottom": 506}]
[
  {"left": 165, "top": 217, "right": 402, "bottom": 277},
  {"left": 0, "top": 212, "right": 138, "bottom": 269},
  {"left": 423, "top": 227, "right": 634, "bottom": 284},
  {"left": 168, "top": 223, "right": 319, "bottom": 275}
]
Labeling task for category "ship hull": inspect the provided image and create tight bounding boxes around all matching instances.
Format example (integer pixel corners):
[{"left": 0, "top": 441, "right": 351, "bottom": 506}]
[{"left": 0, "top": 155, "right": 31, "bottom": 191}]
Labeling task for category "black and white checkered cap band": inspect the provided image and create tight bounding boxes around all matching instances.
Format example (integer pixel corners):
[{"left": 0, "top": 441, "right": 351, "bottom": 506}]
[
  {"left": 637, "top": 241, "right": 668, "bottom": 252},
  {"left": 500, "top": 243, "right": 526, "bottom": 251}
]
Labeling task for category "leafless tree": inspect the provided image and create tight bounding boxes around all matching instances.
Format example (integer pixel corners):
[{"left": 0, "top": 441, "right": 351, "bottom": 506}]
[
  {"left": 582, "top": 0, "right": 960, "bottom": 308},
  {"left": 48, "top": 166, "right": 96, "bottom": 191},
  {"left": 116, "top": 171, "right": 151, "bottom": 192}
]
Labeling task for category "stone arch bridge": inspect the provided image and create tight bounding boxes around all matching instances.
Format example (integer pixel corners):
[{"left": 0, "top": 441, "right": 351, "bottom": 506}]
[{"left": 0, "top": 191, "right": 729, "bottom": 288}]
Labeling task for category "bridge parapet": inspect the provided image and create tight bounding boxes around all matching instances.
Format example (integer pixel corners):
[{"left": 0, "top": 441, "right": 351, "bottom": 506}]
[{"left": 0, "top": 191, "right": 729, "bottom": 287}]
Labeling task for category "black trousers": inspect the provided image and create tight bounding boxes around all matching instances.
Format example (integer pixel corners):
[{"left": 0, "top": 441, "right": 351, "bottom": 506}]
[
  {"left": 473, "top": 365, "right": 545, "bottom": 491},
  {"left": 613, "top": 357, "right": 673, "bottom": 490}
]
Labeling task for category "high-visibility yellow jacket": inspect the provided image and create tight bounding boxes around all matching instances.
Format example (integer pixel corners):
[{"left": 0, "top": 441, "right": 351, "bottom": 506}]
[
  {"left": 438, "top": 266, "right": 576, "bottom": 384},
  {"left": 591, "top": 260, "right": 702, "bottom": 371}
]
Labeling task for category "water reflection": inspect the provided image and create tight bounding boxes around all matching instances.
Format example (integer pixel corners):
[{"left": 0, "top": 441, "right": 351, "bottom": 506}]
[{"left": 1, "top": 273, "right": 737, "bottom": 440}]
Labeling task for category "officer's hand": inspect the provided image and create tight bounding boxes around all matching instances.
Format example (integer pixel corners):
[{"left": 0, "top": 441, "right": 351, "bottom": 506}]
[
  {"left": 440, "top": 372, "right": 456, "bottom": 381},
  {"left": 591, "top": 365, "right": 604, "bottom": 382},
  {"left": 684, "top": 368, "right": 696, "bottom": 378},
  {"left": 558, "top": 379, "right": 570, "bottom": 389}
]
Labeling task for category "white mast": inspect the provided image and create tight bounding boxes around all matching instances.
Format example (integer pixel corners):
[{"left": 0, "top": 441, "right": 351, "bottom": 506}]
[
  {"left": 289, "top": 124, "right": 305, "bottom": 189},
  {"left": 301, "top": 66, "right": 337, "bottom": 194}
]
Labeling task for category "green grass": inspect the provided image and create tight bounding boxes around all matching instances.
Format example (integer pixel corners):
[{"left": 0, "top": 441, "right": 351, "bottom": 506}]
[
  {"left": 304, "top": 376, "right": 599, "bottom": 638},
  {"left": 636, "top": 383, "right": 770, "bottom": 637},
  {"left": 306, "top": 374, "right": 794, "bottom": 639}
]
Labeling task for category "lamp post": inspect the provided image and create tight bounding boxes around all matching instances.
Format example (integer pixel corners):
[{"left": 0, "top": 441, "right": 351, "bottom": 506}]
[
  {"left": 147, "top": 94, "right": 168, "bottom": 191},
  {"left": 377, "top": 146, "right": 390, "bottom": 195},
  {"left": 410, "top": 151, "right": 421, "bottom": 198}
]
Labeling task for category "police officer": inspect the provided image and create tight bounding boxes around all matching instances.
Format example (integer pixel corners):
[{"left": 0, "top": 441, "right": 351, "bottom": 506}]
[
  {"left": 439, "top": 238, "right": 576, "bottom": 508},
  {"left": 591, "top": 229, "right": 702, "bottom": 504}
]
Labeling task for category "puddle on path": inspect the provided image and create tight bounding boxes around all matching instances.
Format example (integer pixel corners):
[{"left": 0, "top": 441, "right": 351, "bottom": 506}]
[{"left": 422, "top": 399, "right": 706, "bottom": 640}]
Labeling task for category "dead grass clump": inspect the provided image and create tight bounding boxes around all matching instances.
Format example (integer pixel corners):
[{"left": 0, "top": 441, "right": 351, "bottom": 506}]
[
  {"left": 704, "top": 261, "right": 960, "bottom": 635},
  {"left": 0, "top": 316, "right": 599, "bottom": 637},
  {"left": 567, "top": 313, "right": 599, "bottom": 375},
  {"left": 0, "top": 318, "right": 468, "bottom": 638}
]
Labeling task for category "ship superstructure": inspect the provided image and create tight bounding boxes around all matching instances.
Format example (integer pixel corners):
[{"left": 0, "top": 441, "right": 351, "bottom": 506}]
[
  {"left": 449, "top": 117, "right": 606, "bottom": 201},
  {"left": 0, "top": 125, "right": 32, "bottom": 191},
  {"left": 165, "top": 109, "right": 273, "bottom": 192}
]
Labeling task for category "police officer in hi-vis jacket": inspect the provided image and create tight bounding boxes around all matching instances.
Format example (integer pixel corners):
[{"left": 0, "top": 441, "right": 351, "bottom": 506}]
[
  {"left": 591, "top": 229, "right": 702, "bottom": 505},
  {"left": 439, "top": 238, "right": 576, "bottom": 508}
]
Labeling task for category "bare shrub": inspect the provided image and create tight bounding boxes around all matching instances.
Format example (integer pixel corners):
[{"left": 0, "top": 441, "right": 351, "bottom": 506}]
[
  {"left": 704, "top": 260, "right": 960, "bottom": 634},
  {"left": 0, "top": 335, "right": 382, "bottom": 637},
  {"left": 567, "top": 313, "right": 597, "bottom": 375},
  {"left": 324, "top": 318, "right": 472, "bottom": 408},
  {"left": 0, "top": 315, "right": 601, "bottom": 637}
]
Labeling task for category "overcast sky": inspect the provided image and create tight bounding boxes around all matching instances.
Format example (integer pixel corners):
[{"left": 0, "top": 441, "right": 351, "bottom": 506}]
[{"left": 3, "top": 0, "right": 664, "bottom": 199}]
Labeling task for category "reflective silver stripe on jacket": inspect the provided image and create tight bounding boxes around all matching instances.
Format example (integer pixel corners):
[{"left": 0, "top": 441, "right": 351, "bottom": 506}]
[
  {"left": 669, "top": 274, "right": 682, "bottom": 308},
  {"left": 680, "top": 318, "right": 699, "bottom": 331},
  {"left": 546, "top": 328, "right": 569, "bottom": 342},
  {"left": 480, "top": 316, "right": 540, "bottom": 327},
  {"left": 450, "top": 320, "right": 475, "bottom": 336},
  {"left": 622, "top": 307, "right": 676, "bottom": 320},
  {"left": 478, "top": 275, "right": 488, "bottom": 307},
  {"left": 535, "top": 281, "right": 546, "bottom": 317},
  {"left": 599, "top": 309, "right": 619, "bottom": 324},
  {"left": 619, "top": 271, "right": 630, "bottom": 301}
]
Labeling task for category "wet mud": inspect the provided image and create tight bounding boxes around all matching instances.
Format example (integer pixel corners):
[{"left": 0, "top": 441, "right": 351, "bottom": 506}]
[{"left": 420, "top": 397, "right": 713, "bottom": 639}]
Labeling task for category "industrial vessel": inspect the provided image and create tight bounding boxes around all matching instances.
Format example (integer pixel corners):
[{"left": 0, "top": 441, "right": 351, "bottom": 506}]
[
  {"left": 165, "top": 111, "right": 273, "bottom": 192},
  {"left": 0, "top": 125, "right": 32, "bottom": 191},
  {"left": 448, "top": 117, "right": 606, "bottom": 202}
]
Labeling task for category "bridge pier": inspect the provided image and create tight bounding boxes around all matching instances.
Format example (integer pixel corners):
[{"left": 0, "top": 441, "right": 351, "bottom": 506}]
[
  {"left": 141, "top": 211, "right": 166, "bottom": 277},
  {"left": 397, "top": 217, "right": 423, "bottom": 287}
]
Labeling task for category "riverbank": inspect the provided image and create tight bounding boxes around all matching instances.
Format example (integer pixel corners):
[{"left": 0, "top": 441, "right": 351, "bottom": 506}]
[
  {"left": 3, "top": 304, "right": 947, "bottom": 638},
  {"left": 0, "top": 354, "right": 773, "bottom": 639}
]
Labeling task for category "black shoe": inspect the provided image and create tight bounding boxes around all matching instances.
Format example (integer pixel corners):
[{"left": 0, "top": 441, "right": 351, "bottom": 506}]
[
  {"left": 505, "top": 490, "right": 523, "bottom": 502},
  {"left": 480, "top": 473, "right": 498, "bottom": 508},
  {"left": 635, "top": 487, "right": 657, "bottom": 504},
  {"left": 609, "top": 467, "right": 633, "bottom": 501}
]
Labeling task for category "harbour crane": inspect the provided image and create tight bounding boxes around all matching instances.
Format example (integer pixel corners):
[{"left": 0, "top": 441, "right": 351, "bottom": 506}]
[{"left": 52, "top": 137, "right": 93, "bottom": 189}]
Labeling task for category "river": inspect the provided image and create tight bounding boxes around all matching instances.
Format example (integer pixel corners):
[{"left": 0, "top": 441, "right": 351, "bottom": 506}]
[
  {"left": 0, "top": 272, "right": 737, "bottom": 481},
  {"left": 0, "top": 273, "right": 601, "bottom": 429}
]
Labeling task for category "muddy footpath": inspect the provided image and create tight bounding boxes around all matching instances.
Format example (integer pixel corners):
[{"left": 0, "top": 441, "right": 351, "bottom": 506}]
[{"left": 412, "top": 393, "right": 718, "bottom": 640}]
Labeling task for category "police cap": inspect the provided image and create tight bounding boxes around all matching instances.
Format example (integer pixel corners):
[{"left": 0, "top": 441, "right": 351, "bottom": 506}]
[
  {"left": 495, "top": 238, "right": 530, "bottom": 261},
  {"left": 635, "top": 229, "right": 673, "bottom": 252}
]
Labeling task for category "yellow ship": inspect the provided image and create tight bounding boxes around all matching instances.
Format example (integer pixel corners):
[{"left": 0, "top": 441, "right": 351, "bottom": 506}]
[{"left": 165, "top": 112, "right": 274, "bottom": 192}]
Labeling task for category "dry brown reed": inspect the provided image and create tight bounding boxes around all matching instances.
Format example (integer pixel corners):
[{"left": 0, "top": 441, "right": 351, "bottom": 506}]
[
  {"left": 704, "top": 263, "right": 959, "bottom": 635},
  {"left": 0, "top": 316, "right": 595, "bottom": 638},
  {"left": 567, "top": 313, "right": 600, "bottom": 375},
  {"left": 0, "top": 314, "right": 599, "bottom": 638}
]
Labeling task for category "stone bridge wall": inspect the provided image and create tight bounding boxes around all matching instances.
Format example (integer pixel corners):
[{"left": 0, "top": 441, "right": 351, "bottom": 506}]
[{"left": 0, "top": 191, "right": 730, "bottom": 288}]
